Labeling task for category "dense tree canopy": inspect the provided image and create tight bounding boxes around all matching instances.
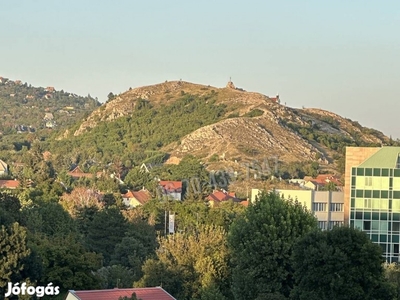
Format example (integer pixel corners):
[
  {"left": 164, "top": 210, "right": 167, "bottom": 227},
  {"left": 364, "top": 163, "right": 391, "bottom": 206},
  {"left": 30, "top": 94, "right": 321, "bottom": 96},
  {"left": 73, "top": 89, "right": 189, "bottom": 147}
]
[
  {"left": 0, "top": 222, "right": 30, "bottom": 289},
  {"left": 291, "top": 227, "right": 394, "bottom": 300},
  {"left": 136, "top": 225, "right": 231, "bottom": 300},
  {"left": 228, "top": 191, "right": 318, "bottom": 299}
]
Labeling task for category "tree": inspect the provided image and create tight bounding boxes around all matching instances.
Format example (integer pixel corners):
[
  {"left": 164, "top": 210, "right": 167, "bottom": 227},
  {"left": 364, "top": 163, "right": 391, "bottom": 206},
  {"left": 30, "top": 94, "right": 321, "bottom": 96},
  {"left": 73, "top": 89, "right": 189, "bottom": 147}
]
[
  {"left": 96, "top": 265, "right": 135, "bottom": 289},
  {"left": 110, "top": 218, "right": 158, "bottom": 281},
  {"left": 136, "top": 225, "right": 231, "bottom": 300},
  {"left": 124, "top": 167, "right": 157, "bottom": 194},
  {"left": 0, "top": 223, "right": 30, "bottom": 291},
  {"left": 86, "top": 207, "right": 128, "bottom": 264},
  {"left": 0, "top": 191, "right": 21, "bottom": 226},
  {"left": 228, "top": 191, "right": 317, "bottom": 299},
  {"left": 32, "top": 234, "right": 102, "bottom": 293},
  {"left": 119, "top": 292, "right": 142, "bottom": 300},
  {"left": 59, "top": 187, "right": 104, "bottom": 217},
  {"left": 21, "top": 201, "right": 77, "bottom": 237},
  {"left": 322, "top": 181, "right": 337, "bottom": 191},
  {"left": 107, "top": 92, "right": 115, "bottom": 101},
  {"left": 291, "top": 227, "right": 394, "bottom": 300},
  {"left": 384, "top": 262, "right": 400, "bottom": 300}
]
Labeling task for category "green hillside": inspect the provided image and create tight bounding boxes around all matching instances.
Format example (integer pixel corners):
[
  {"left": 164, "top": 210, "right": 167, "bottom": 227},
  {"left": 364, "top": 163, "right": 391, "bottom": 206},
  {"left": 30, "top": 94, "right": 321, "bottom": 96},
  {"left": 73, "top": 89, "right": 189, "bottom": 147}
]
[{"left": 0, "top": 77, "right": 100, "bottom": 135}]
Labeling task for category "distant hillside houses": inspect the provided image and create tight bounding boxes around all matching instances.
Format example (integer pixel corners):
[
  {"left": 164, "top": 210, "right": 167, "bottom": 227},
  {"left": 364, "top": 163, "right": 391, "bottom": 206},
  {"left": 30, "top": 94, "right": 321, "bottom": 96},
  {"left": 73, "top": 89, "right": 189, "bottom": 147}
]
[
  {"left": 122, "top": 188, "right": 152, "bottom": 208},
  {"left": 269, "top": 94, "right": 280, "bottom": 104},
  {"left": 68, "top": 166, "right": 93, "bottom": 179},
  {"left": 15, "top": 125, "right": 35, "bottom": 133},
  {"left": 158, "top": 181, "right": 182, "bottom": 201},
  {"left": 0, "top": 179, "right": 20, "bottom": 189},
  {"left": 288, "top": 174, "right": 342, "bottom": 190}
]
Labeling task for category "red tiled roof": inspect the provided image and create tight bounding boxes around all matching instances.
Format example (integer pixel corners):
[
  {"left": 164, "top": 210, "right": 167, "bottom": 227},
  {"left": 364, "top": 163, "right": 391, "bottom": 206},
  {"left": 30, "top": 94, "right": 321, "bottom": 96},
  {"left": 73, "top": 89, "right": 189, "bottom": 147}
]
[
  {"left": 159, "top": 181, "right": 182, "bottom": 192},
  {"left": 315, "top": 174, "right": 342, "bottom": 186},
  {"left": 68, "top": 166, "right": 93, "bottom": 179},
  {"left": 132, "top": 190, "right": 152, "bottom": 205},
  {"left": 0, "top": 180, "right": 20, "bottom": 189},
  {"left": 69, "top": 287, "right": 176, "bottom": 300},
  {"left": 207, "top": 190, "right": 237, "bottom": 202},
  {"left": 308, "top": 180, "right": 324, "bottom": 187},
  {"left": 304, "top": 174, "right": 342, "bottom": 187},
  {"left": 122, "top": 190, "right": 135, "bottom": 198},
  {"left": 122, "top": 189, "right": 152, "bottom": 205},
  {"left": 239, "top": 200, "right": 249, "bottom": 207}
]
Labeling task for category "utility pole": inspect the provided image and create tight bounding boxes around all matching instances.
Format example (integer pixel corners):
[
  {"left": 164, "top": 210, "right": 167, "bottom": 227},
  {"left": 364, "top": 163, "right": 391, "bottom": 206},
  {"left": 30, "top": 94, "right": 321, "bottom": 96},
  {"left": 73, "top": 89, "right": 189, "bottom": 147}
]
[{"left": 164, "top": 210, "right": 167, "bottom": 236}]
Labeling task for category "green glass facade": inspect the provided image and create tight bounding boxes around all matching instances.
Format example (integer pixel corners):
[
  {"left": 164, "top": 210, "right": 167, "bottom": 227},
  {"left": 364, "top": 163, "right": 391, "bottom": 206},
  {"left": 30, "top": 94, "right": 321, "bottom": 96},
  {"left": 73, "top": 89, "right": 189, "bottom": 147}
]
[{"left": 350, "top": 167, "right": 400, "bottom": 263}]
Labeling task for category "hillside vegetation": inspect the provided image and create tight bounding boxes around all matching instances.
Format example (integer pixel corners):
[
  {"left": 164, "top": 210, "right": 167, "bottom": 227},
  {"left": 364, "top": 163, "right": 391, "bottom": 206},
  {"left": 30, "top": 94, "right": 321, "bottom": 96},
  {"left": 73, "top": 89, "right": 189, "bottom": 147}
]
[
  {"left": 0, "top": 76, "right": 100, "bottom": 135},
  {"left": 51, "top": 81, "right": 393, "bottom": 175},
  {"left": 1, "top": 79, "right": 396, "bottom": 184}
]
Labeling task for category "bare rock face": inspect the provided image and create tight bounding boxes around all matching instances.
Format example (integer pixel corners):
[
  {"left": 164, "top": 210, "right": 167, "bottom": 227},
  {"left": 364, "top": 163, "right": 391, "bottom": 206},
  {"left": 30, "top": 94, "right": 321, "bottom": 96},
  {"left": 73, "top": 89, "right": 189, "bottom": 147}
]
[{"left": 172, "top": 116, "right": 323, "bottom": 163}]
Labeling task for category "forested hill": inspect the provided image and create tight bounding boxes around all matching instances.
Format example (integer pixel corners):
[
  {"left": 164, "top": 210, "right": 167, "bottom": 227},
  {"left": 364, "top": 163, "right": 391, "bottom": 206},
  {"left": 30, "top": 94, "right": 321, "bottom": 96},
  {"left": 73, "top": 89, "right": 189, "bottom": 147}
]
[
  {"left": 48, "top": 80, "right": 395, "bottom": 178},
  {"left": 0, "top": 76, "right": 100, "bottom": 136}
]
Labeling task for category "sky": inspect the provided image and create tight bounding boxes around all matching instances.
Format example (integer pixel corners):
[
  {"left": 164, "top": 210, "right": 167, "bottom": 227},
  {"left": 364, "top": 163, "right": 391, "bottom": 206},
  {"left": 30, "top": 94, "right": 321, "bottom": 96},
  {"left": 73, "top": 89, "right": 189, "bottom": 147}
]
[{"left": 1, "top": 0, "right": 400, "bottom": 137}]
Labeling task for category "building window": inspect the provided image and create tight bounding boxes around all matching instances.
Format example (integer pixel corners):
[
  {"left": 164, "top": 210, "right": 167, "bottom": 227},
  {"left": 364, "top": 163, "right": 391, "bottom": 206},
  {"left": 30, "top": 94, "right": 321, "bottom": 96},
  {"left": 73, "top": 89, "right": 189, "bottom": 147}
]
[
  {"left": 372, "top": 221, "right": 380, "bottom": 231},
  {"left": 394, "top": 244, "right": 399, "bottom": 256},
  {"left": 313, "top": 203, "right": 327, "bottom": 211},
  {"left": 364, "top": 199, "right": 372, "bottom": 209},
  {"left": 364, "top": 221, "right": 371, "bottom": 230},
  {"left": 329, "top": 221, "right": 344, "bottom": 229},
  {"left": 330, "top": 203, "right": 343, "bottom": 211},
  {"left": 318, "top": 221, "right": 327, "bottom": 230},
  {"left": 365, "top": 177, "right": 372, "bottom": 186}
]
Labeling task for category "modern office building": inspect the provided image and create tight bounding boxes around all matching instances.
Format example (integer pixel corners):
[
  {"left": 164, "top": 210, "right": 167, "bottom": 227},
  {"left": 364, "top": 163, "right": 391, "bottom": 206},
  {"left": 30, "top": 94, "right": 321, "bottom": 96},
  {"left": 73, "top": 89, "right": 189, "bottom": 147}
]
[
  {"left": 345, "top": 146, "right": 400, "bottom": 263},
  {"left": 251, "top": 188, "right": 344, "bottom": 230}
]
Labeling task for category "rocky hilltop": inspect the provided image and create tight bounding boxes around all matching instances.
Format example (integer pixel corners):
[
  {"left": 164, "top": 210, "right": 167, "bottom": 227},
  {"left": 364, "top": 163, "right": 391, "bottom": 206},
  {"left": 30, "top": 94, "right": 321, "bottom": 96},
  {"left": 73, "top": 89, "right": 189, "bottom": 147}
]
[{"left": 62, "top": 80, "right": 390, "bottom": 173}]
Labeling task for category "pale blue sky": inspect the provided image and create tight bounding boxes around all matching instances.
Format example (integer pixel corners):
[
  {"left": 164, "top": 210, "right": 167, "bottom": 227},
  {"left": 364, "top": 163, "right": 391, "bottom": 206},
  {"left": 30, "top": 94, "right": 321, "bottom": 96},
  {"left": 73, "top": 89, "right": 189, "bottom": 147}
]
[{"left": 1, "top": 1, "right": 399, "bottom": 137}]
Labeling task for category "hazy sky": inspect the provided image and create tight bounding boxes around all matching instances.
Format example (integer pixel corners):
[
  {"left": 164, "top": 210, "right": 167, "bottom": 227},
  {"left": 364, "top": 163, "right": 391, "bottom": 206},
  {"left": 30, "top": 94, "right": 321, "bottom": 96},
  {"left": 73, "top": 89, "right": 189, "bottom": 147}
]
[{"left": 1, "top": 1, "right": 399, "bottom": 137}]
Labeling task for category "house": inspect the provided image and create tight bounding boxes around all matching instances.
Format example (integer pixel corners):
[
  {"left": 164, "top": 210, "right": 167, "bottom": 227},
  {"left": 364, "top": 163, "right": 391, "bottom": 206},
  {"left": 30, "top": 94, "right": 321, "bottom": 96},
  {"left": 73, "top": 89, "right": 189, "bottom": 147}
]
[
  {"left": 269, "top": 94, "right": 280, "bottom": 104},
  {"left": 140, "top": 163, "right": 162, "bottom": 173},
  {"left": 303, "top": 180, "right": 325, "bottom": 191},
  {"left": 45, "top": 86, "right": 55, "bottom": 93},
  {"left": 44, "top": 93, "right": 53, "bottom": 99},
  {"left": 65, "top": 287, "right": 176, "bottom": 300},
  {"left": 207, "top": 190, "right": 239, "bottom": 207},
  {"left": 0, "top": 159, "right": 9, "bottom": 176},
  {"left": 158, "top": 180, "right": 182, "bottom": 201},
  {"left": 303, "top": 174, "right": 342, "bottom": 191},
  {"left": 0, "top": 180, "right": 20, "bottom": 189},
  {"left": 68, "top": 166, "right": 93, "bottom": 179},
  {"left": 122, "top": 189, "right": 152, "bottom": 207}
]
